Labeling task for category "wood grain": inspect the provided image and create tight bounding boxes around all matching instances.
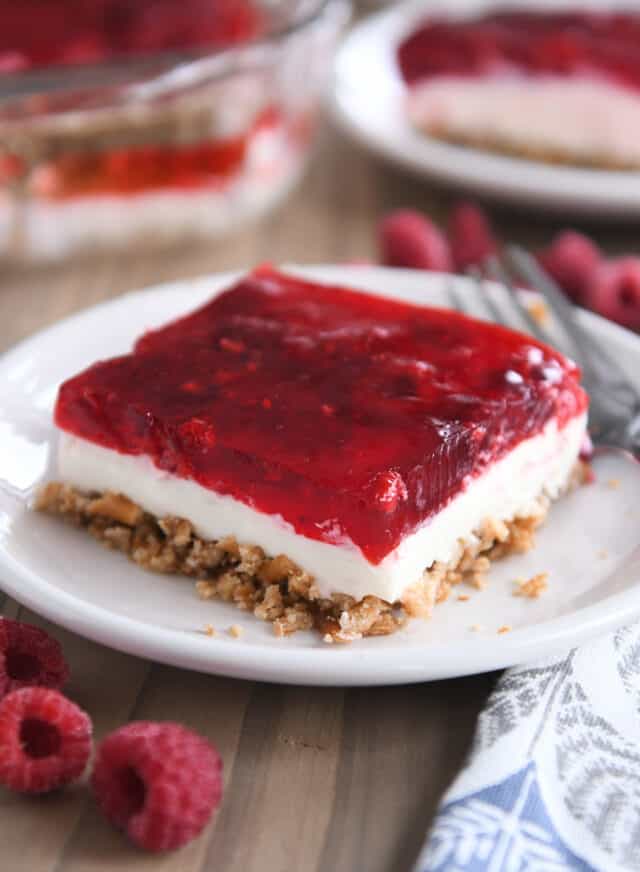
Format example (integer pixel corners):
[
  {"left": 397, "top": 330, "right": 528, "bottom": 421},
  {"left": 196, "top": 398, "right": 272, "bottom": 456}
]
[{"left": 4, "top": 126, "right": 602, "bottom": 872}]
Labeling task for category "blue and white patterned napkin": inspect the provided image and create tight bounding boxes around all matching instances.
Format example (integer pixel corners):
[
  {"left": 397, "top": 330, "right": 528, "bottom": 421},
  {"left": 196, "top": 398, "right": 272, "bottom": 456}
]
[{"left": 415, "top": 624, "right": 640, "bottom": 872}]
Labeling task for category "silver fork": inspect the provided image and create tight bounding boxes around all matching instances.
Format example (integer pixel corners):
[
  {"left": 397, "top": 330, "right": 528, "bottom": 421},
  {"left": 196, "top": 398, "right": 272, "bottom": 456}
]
[{"left": 447, "top": 246, "right": 640, "bottom": 457}]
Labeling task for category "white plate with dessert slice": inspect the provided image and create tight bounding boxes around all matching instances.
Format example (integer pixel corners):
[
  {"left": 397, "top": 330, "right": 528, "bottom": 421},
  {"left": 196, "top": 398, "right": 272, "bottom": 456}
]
[
  {"left": 1, "top": 264, "right": 639, "bottom": 686},
  {"left": 331, "top": 0, "right": 640, "bottom": 217}
]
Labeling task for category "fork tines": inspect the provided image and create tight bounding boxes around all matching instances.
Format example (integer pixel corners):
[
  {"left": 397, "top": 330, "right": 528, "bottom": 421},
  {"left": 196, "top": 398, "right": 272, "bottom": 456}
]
[{"left": 454, "top": 248, "right": 640, "bottom": 451}]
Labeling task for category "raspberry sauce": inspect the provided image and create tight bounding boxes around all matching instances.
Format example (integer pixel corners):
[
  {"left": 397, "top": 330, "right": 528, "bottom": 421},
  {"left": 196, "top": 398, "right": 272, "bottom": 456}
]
[
  {"left": 55, "top": 269, "right": 587, "bottom": 563},
  {"left": 398, "top": 11, "right": 640, "bottom": 93}
]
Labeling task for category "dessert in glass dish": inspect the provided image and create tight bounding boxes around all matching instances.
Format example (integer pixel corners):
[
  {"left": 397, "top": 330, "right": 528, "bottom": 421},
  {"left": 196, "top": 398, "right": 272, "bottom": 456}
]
[
  {"left": 0, "top": 0, "right": 349, "bottom": 261},
  {"left": 398, "top": 9, "right": 640, "bottom": 170},
  {"left": 37, "top": 268, "right": 588, "bottom": 642}
]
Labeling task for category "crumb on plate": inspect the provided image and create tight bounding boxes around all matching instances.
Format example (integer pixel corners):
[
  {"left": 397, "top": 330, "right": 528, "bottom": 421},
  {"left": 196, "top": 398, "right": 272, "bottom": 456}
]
[
  {"left": 497, "top": 625, "right": 512, "bottom": 634},
  {"left": 513, "top": 572, "right": 549, "bottom": 599}
]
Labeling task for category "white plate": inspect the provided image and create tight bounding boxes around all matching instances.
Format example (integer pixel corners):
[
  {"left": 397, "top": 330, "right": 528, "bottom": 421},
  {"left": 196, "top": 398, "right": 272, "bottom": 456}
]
[
  {"left": 1, "top": 265, "right": 640, "bottom": 686},
  {"left": 330, "top": 0, "right": 640, "bottom": 217}
]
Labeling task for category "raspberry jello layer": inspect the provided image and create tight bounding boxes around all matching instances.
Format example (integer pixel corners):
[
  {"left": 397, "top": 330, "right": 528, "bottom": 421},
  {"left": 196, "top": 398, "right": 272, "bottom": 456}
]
[
  {"left": 40, "top": 268, "right": 588, "bottom": 640},
  {"left": 398, "top": 11, "right": 640, "bottom": 169}
]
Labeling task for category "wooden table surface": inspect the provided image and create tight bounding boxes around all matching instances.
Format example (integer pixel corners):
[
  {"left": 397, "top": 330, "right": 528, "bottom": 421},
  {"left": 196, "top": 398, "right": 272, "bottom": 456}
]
[{"left": 0, "top": 126, "right": 632, "bottom": 872}]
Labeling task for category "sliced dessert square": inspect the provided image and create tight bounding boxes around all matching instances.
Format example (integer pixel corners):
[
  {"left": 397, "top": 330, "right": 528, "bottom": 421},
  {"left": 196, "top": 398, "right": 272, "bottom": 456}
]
[
  {"left": 37, "top": 267, "right": 588, "bottom": 641},
  {"left": 398, "top": 11, "right": 640, "bottom": 170}
]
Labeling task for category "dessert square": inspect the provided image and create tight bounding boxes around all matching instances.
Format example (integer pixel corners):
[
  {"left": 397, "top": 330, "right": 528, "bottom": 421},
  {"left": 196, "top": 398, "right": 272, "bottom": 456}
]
[
  {"left": 398, "top": 11, "right": 640, "bottom": 170},
  {"left": 39, "top": 268, "right": 588, "bottom": 641}
]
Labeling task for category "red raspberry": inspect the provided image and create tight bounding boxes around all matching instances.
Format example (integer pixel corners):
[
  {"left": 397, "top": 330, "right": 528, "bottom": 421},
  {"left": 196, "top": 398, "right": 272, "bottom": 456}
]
[
  {"left": 92, "top": 721, "right": 223, "bottom": 853},
  {"left": 0, "top": 687, "right": 92, "bottom": 794},
  {"left": 582, "top": 257, "right": 640, "bottom": 331},
  {"left": 538, "top": 231, "right": 601, "bottom": 303},
  {"left": 447, "top": 202, "right": 498, "bottom": 271},
  {"left": 0, "top": 618, "right": 69, "bottom": 699},
  {"left": 378, "top": 209, "right": 452, "bottom": 271}
]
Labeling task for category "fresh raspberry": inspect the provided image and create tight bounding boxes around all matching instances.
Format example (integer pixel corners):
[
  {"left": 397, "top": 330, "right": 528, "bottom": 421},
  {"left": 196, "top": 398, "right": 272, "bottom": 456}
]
[
  {"left": 378, "top": 210, "right": 452, "bottom": 271},
  {"left": 0, "top": 687, "right": 92, "bottom": 794},
  {"left": 447, "top": 202, "right": 498, "bottom": 271},
  {"left": 582, "top": 257, "right": 640, "bottom": 331},
  {"left": 91, "top": 721, "right": 223, "bottom": 853},
  {"left": 538, "top": 231, "right": 601, "bottom": 303},
  {"left": 0, "top": 618, "right": 69, "bottom": 699}
]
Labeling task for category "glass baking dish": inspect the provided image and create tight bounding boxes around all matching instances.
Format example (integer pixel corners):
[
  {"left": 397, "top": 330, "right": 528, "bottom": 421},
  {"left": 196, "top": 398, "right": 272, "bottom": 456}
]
[{"left": 0, "top": 0, "right": 349, "bottom": 261}]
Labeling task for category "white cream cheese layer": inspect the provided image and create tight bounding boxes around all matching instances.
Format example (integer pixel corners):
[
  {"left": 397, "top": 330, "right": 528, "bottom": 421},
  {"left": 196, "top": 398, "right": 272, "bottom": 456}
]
[
  {"left": 57, "top": 412, "right": 586, "bottom": 603},
  {"left": 409, "top": 76, "right": 640, "bottom": 167}
]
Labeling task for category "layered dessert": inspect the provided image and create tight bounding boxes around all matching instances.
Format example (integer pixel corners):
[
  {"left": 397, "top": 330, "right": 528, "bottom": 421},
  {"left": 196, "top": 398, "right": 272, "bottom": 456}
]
[
  {"left": 37, "top": 268, "right": 588, "bottom": 641},
  {"left": 398, "top": 10, "right": 640, "bottom": 169},
  {"left": 0, "top": 1, "right": 344, "bottom": 259}
]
